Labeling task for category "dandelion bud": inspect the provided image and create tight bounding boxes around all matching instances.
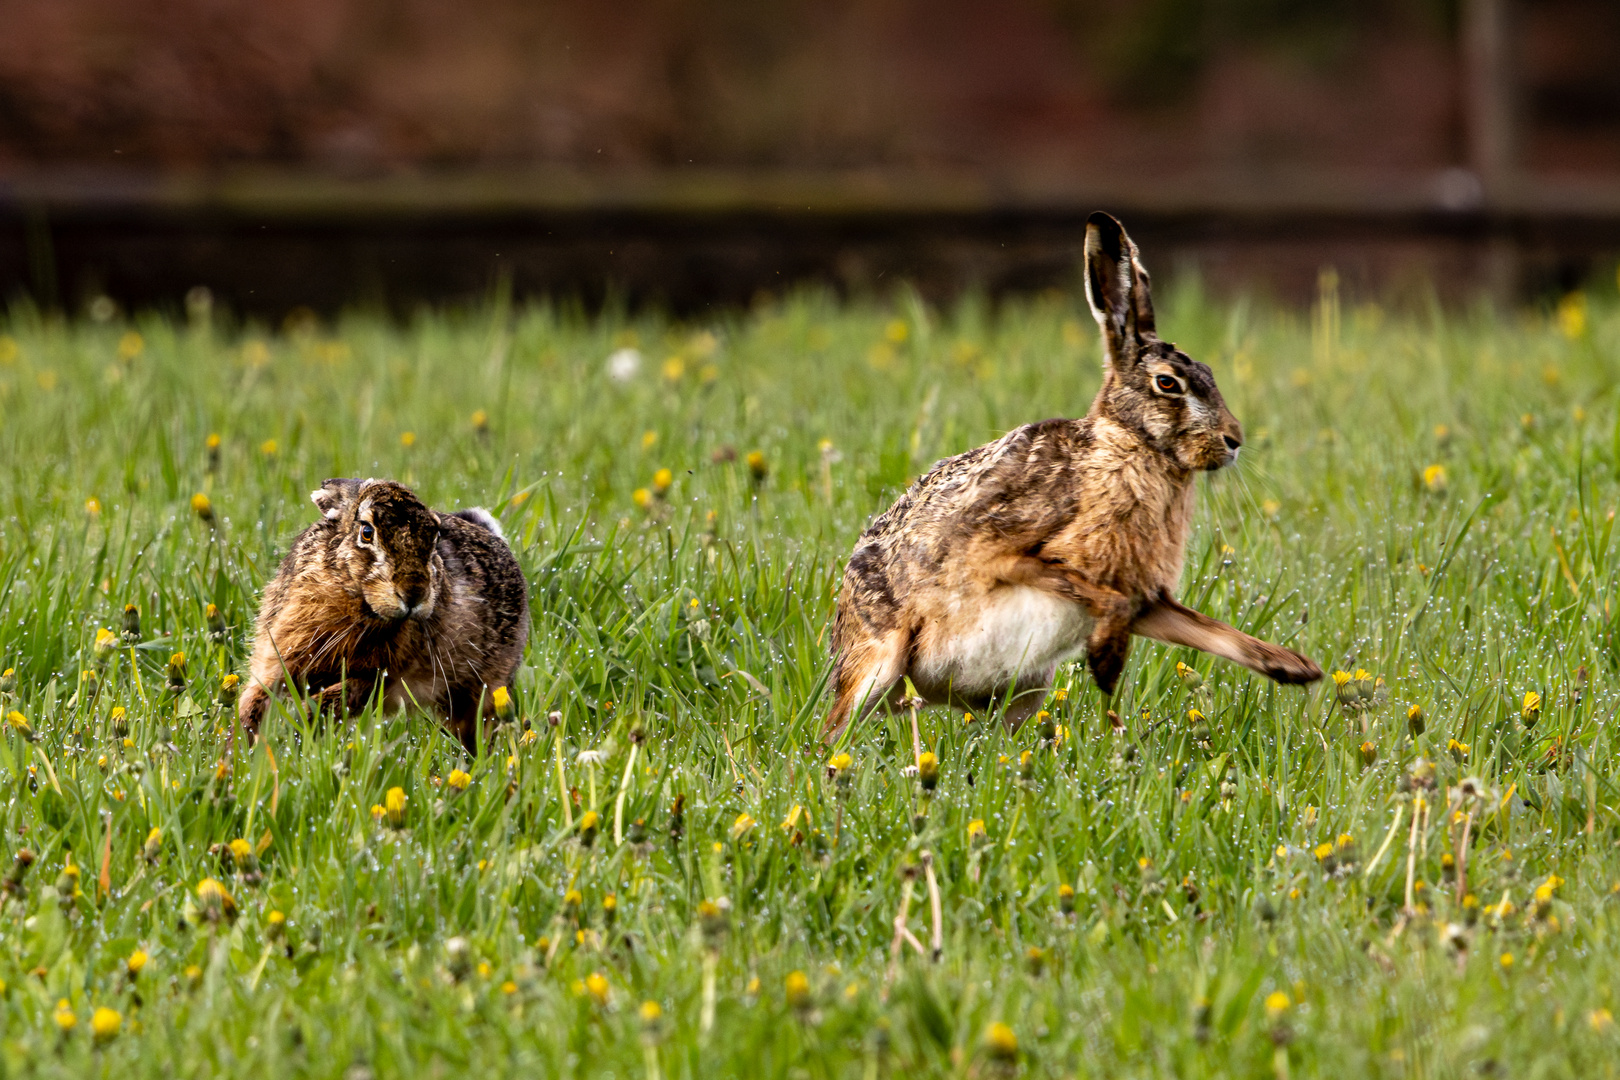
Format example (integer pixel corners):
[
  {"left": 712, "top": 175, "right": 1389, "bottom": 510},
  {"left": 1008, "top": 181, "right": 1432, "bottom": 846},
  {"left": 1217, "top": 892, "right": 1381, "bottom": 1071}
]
[
  {"left": 53, "top": 1000, "right": 77, "bottom": 1033},
  {"left": 445, "top": 936, "right": 472, "bottom": 981},
  {"left": 584, "top": 972, "right": 610, "bottom": 1006},
  {"left": 984, "top": 1022, "right": 1018, "bottom": 1063},
  {"left": 93, "top": 627, "right": 118, "bottom": 661},
  {"left": 668, "top": 794, "right": 686, "bottom": 845},
  {"left": 1025, "top": 946, "right": 1045, "bottom": 976},
  {"left": 1332, "top": 671, "right": 1358, "bottom": 708},
  {"left": 166, "top": 652, "right": 187, "bottom": 692},
  {"left": 967, "top": 818, "right": 988, "bottom": 849},
  {"left": 1036, "top": 710, "right": 1056, "bottom": 742},
  {"left": 0, "top": 668, "right": 13, "bottom": 696},
  {"left": 205, "top": 432, "right": 221, "bottom": 472},
  {"left": 1521, "top": 691, "right": 1541, "bottom": 728},
  {"left": 1175, "top": 661, "right": 1203, "bottom": 690},
  {"left": 78, "top": 669, "right": 99, "bottom": 699},
  {"left": 652, "top": 468, "right": 673, "bottom": 497},
  {"left": 632, "top": 488, "right": 651, "bottom": 510},
  {"left": 1018, "top": 749, "right": 1035, "bottom": 780},
  {"left": 1354, "top": 669, "right": 1375, "bottom": 701},
  {"left": 730, "top": 813, "right": 756, "bottom": 841},
  {"left": 218, "top": 674, "right": 240, "bottom": 710},
  {"left": 446, "top": 768, "right": 471, "bottom": 793},
  {"left": 121, "top": 604, "right": 142, "bottom": 644},
  {"left": 1407, "top": 704, "right": 1426, "bottom": 737},
  {"left": 207, "top": 604, "right": 229, "bottom": 642},
  {"left": 492, "top": 685, "right": 514, "bottom": 723},
  {"left": 143, "top": 827, "right": 162, "bottom": 863},
  {"left": 1447, "top": 738, "right": 1470, "bottom": 764},
  {"left": 227, "top": 838, "right": 255, "bottom": 874},
  {"left": 266, "top": 909, "right": 286, "bottom": 941},
  {"left": 190, "top": 493, "right": 214, "bottom": 523},
  {"left": 639, "top": 1000, "right": 665, "bottom": 1041},
  {"left": 1058, "top": 883, "right": 1076, "bottom": 914},
  {"left": 1359, "top": 741, "right": 1377, "bottom": 767},
  {"left": 578, "top": 809, "right": 600, "bottom": 847},
  {"left": 828, "top": 752, "right": 854, "bottom": 794},
  {"left": 384, "top": 786, "right": 407, "bottom": 828},
  {"left": 55, "top": 860, "right": 81, "bottom": 898},
  {"left": 195, "top": 877, "right": 238, "bottom": 924},
  {"left": 917, "top": 751, "right": 939, "bottom": 791},
  {"left": 785, "top": 970, "right": 812, "bottom": 1012},
  {"left": 6, "top": 710, "right": 36, "bottom": 741},
  {"left": 471, "top": 409, "right": 489, "bottom": 434},
  {"left": 697, "top": 897, "right": 729, "bottom": 946},
  {"left": 126, "top": 949, "right": 148, "bottom": 979},
  {"left": 746, "top": 450, "right": 769, "bottom": 483}
]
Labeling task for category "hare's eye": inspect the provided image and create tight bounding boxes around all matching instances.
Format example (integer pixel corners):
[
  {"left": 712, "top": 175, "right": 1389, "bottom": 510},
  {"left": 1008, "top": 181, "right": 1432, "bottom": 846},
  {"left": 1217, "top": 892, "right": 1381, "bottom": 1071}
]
[
  {"left": 1154, "top": 374, "right": 1183, "bottom": 395},
  {"left": 359, "top": 523, "right": 375, "bottom": 544}
]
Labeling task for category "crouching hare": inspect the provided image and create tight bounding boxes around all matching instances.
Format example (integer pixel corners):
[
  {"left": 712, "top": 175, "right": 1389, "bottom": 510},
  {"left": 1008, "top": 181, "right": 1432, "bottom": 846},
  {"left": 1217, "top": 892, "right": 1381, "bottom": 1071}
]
[
  {"left": 825, "top": 212, "right": 1320, "bottom": 741},
  {"left": 238, "top": 478, "right": 529, "bottom": 750}
]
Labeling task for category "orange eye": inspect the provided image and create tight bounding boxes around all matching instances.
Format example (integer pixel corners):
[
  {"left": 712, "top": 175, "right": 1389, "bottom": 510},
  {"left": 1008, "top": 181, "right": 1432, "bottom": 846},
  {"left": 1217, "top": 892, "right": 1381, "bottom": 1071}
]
[
  {"left": 359, "top": 523, "right": 375, "bottom": 543},
  {"left": 1154, "top": 374, "right": 1181, "bottom": 394}
]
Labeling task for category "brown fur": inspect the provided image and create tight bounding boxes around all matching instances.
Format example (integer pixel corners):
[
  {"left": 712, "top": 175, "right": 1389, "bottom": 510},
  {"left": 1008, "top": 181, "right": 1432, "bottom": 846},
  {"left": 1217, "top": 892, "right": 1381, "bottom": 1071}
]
[
  {"left": 238, "top": 478, "right": 530, "bottom": 750},
  {"left": 824, "top": 212, "right": 1320, "bottom": 742}
]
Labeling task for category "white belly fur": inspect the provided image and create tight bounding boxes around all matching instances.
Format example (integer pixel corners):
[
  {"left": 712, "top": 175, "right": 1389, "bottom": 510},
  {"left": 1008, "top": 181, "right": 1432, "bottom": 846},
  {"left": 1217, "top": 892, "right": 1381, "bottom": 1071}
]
[{"left": 915, "top": 586, "right": 1093, "bottom": 696}]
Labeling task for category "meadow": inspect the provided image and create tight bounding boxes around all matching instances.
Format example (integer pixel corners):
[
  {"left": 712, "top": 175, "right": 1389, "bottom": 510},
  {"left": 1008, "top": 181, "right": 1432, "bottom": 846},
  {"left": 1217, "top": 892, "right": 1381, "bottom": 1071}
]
[{"left": 0, "top": 274, "right": 1618, "bottom": 1078}]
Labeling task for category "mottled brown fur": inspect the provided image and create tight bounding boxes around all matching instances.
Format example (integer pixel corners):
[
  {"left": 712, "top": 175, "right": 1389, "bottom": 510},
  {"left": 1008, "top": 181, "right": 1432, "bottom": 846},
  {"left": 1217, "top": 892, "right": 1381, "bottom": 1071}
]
[
  {"left": 238, "top": 478, "right": 530, "bottom": 750},
  {"left": 825, "top": 213, "right": 1320, "bottom": 741}
]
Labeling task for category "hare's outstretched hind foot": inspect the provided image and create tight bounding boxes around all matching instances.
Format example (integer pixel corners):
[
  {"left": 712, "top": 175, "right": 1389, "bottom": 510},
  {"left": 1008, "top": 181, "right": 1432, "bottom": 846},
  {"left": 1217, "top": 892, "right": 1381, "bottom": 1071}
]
[{"left": 1132, "top": 594, "right": 1322, "bottom": 685}]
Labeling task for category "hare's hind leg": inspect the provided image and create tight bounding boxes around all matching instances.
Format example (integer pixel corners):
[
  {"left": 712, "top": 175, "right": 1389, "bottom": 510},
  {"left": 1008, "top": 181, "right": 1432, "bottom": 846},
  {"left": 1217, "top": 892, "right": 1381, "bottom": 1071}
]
[
  {"left": 822, "top": 628, "right": 910, "bottom": 744},
  {"left": 1132, "top": 595, "right": 1321, "bottom": 685}
]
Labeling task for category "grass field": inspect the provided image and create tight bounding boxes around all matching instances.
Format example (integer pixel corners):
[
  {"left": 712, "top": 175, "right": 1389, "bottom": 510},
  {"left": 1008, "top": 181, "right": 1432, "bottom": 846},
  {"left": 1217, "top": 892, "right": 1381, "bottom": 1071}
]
[{"left": 1, "top": 276, "right": 1619, "bottom": 1078}]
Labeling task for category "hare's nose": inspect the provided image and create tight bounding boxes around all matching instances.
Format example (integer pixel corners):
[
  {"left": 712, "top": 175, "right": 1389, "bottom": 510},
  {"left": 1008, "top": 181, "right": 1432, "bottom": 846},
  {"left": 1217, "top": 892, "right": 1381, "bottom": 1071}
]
[{"left": 1223, "top": 434, "right": 1242, "bottom": 452}]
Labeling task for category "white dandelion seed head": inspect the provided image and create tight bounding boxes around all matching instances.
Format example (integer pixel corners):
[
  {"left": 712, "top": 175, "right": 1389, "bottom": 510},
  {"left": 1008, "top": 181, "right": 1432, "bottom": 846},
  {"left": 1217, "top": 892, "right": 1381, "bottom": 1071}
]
[{"left": 606, "top": 348, "right": 642, "bottom": 383}]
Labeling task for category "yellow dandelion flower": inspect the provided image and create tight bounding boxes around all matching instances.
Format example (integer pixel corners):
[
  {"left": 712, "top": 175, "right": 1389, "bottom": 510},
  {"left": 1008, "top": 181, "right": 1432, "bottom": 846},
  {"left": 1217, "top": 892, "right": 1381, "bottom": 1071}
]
[
  {"left": 1264, "top": 991, "right": 1290, "bottom": 1017},
  {"left": 91, "top": 1006, "right": 122, "bottom": 1041},
  {"left": 85, "top": 496, "right": 102, "bottom": 516},
  {"left": 585, "top": 972, "right": 610, "bottom": 1005},
  {"left": 652, "top": 468, "right": 673, "bottom": 495},
  {"left": 385, "top": 786, "right": 407, "bottom": 827},
  {"left": 117, "top": 331, "right": 144, "bottom": 361},
  {"left": 785, "top": 970, "right": 812, "bottom": 1010},
  {"left": 632, "top": 488, "right": 652, "bottom": 510},
  {"left": 984, "top": 1022, "right": 1018, "bottom": 1061},
  {"left": 259, "top": 439, "right": 278, "bottom": 456},
  {"left": 1423, "top": 464, "right": 1448, "bottom": 492},
  {"left": 53, "top": 999, "right": 77, "bottom": 1031},
  {"left": 447, "top": 769, "right": 471, "bottom": 792},
  {"left": 1557, "top": 292, "right": 1587, "bottom": 340}
]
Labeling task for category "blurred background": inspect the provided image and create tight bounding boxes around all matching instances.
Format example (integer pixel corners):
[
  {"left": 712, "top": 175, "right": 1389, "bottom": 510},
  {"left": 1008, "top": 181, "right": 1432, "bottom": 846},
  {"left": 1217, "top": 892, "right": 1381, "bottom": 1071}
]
[{"left": 1, "top": 0, "right": 1617, "bottom": 315}]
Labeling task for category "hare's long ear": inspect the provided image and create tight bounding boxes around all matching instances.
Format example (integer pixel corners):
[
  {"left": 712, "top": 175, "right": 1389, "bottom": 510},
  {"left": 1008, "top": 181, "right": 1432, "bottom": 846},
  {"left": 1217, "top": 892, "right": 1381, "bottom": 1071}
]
[
  {"left": 1084, "top": 212, "right": 1154, "bottom": 370},
  {"left": 310, "top": 478, "right": 360, "bottom": 520}
]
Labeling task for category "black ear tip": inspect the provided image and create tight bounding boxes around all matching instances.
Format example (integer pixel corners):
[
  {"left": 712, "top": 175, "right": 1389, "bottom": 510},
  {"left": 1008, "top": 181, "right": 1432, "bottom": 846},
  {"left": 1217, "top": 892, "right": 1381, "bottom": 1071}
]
[{"left": 1086, "top": 211, "right": 1127, "bottom": 258}]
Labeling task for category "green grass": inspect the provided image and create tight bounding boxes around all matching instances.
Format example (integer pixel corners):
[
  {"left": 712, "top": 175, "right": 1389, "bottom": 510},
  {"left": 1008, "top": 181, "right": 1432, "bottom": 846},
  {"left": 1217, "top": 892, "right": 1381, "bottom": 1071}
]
[{"left": 1, "top": 278, "right": 1619, "bottom": 1078}]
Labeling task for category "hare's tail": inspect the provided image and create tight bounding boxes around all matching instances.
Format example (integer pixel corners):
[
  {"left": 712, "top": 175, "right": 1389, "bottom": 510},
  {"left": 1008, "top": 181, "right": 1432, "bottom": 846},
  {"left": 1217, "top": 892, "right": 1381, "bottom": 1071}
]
[{"left": 450, "top": 507, "right": 504, "bottom": 540}]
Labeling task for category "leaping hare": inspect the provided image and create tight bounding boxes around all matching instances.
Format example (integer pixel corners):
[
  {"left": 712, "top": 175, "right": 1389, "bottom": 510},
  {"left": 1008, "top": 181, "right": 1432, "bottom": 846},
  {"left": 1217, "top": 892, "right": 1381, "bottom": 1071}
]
[{"left": 825, "top": 212, "right": 1320, "bottom": 741}]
